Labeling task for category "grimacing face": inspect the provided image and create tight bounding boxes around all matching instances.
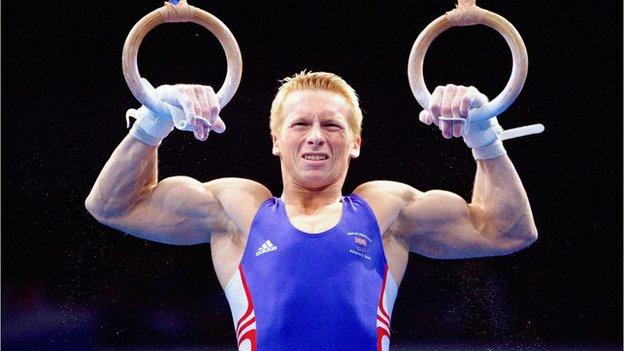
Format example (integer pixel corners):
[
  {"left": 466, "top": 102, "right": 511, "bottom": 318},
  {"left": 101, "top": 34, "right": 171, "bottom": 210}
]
[{"left": 272, "top": 89, "right": 361, "bottom": 189}]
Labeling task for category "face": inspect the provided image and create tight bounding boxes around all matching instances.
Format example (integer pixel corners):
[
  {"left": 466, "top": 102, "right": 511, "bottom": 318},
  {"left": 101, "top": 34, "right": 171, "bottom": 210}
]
[{"left": 272, "top": 89, "right": 361, "bottom": 190}]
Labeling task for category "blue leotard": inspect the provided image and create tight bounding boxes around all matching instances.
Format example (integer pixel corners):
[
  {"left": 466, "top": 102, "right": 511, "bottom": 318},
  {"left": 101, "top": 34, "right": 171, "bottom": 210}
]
[{"left": 225, "top": 195, "right": 398, "bottom": 351}]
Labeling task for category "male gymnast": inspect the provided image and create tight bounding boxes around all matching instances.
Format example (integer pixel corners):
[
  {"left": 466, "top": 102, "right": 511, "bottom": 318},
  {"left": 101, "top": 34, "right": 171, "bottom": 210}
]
[{"left": 86, "top": 71, "right": 537, "bottom": 350}]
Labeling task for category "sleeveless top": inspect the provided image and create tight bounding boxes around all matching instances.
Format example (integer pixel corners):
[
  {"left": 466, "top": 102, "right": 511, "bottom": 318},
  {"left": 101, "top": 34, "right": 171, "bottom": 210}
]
[{"left": 224, "top": 194, "right": 398, "bottom": 351}]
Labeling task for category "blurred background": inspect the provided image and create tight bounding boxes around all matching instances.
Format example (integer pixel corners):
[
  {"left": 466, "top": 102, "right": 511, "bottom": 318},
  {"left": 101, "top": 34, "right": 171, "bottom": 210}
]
[{"left": 2, "top": 0, "right": 622, "bottom": 350}]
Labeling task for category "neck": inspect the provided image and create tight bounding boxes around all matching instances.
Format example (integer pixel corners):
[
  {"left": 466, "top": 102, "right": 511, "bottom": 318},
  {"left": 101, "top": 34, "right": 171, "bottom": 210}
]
[{"left": 281, "top": 181, "right": 343, "bottom": 212}]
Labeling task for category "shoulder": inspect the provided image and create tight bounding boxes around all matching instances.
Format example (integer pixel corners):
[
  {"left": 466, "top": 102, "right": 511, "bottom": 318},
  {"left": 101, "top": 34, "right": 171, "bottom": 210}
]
[
  {"left": 156, "top": 176, "right": 271, "bottom": 209},
  {"left": 353, "top": 181, "right": 424, "bottom": 234},
  {"left": 203, "top": 178, "right": 273, "bottom": 233},
  {"left": 204, "top": 177, "right": 272, "bottom": 199},
  {"left": 203, "top": 177, "right": 273, "bottom": 213},
  {"left": 353, "top": 180, "right": 423, "bottom": 203}
]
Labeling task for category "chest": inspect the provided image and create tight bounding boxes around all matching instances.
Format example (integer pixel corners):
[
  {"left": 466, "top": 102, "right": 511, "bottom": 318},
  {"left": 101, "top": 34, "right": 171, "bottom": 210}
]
[
  {"left": 285, "top": 203, "right": 343, "bottom": 234},
  {"left": 244, "top": 200, "right": 387, "bottom": 278}
]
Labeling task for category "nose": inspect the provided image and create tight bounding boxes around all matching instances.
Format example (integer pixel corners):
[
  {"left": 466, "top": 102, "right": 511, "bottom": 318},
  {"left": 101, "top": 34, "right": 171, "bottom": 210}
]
[{"left": 305, "top": 122, "right": 325, "bottom": 147}]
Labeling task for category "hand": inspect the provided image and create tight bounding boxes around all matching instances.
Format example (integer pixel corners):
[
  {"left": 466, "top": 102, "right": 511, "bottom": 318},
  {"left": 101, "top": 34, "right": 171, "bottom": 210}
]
[
  {"left": 418, "top": 84, "right": 505, "bottom": 159},
  {"left": 418, "top": 84, "right": 488, "bottom": 139},
  {"left": 155, "top": 84, "right": 226, "bottom": 141}
]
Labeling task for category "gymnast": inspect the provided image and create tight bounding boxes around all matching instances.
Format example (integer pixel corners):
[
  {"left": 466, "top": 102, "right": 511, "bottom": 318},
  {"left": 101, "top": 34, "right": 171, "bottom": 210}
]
[{"left": 85, "top": 2, "right": 538, "bottom": 350}]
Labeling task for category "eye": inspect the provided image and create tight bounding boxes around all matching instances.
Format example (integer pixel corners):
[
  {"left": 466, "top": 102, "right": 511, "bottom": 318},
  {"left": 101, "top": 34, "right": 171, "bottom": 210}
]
[
  {"left": 323, "top": 123, "right": 343, "bottom": 131},
  {"left": 291, "top": 121, "right": 309, "bottom": 129}
]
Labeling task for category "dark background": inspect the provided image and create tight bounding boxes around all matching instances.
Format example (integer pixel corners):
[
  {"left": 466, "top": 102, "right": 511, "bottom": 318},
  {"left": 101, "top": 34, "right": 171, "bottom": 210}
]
[{"left": 2, "top": 0, "right": 622, "bottom": 350}]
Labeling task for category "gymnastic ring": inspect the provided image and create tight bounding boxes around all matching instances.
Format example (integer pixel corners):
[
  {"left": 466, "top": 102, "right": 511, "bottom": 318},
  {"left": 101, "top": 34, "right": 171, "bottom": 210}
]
[
  {"left": 122, "top": 0, "right": 242, "bottom": 115},
  {"left": 408, "top": 1, "right": 528, "bottom": 121}
]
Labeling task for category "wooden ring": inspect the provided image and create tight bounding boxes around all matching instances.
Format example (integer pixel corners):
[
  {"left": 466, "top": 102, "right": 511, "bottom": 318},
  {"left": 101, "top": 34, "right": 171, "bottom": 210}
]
[
  {"left": 408, "top": 5, "right": 528, "bottom": 120},
  {"left": 122, "top": 0, "right": 242, "bottom": 114}
]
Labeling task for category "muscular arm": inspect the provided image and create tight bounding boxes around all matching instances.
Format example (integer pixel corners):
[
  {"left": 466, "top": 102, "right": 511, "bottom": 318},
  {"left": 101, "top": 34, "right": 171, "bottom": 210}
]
[
  {"left": 414, "top": 154, "right": 535, "bottom": 258},
  {"left": 86, "top": 83, "right": 271, "bottom": 245},
  {"left": 85, "top": 135, "right": 214, "bottom": 244},
  {"left": 358, "top": 84, "right": 538, "bottom": 259},
  {"left": 468, "top": 155, "right": 538, "bottom": 255},
  {"left": 357, "top": 156, "right": 537, "bottom": 260},
  {"left": 86, "top": 134, "right": 271, "bottom": 245}
]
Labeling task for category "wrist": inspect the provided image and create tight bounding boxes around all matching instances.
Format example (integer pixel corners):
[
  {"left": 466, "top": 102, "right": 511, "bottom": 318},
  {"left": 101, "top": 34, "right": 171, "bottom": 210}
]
[
  {"left": 462, "top": 116, "right": 505, "bottom": 160},
  {"left": 127, "top": 106, "right": 174, "bottom": 147},
  {"left": 472, "top": 139, "right": 506, "bottom": 160}
]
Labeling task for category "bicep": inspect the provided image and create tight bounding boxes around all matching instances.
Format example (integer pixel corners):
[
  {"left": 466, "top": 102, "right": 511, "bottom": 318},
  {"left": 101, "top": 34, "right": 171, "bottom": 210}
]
[
  {"left": 396, "top": 189, "right": 513, "bottom": 259},
  {"left": 106, "top": 176, "right": 225, "bottom": 245}
]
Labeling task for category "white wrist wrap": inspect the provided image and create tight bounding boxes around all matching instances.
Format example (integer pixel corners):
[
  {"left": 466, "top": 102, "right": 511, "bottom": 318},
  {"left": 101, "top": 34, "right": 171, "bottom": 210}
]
[
  {"left": 127, "top": 106, "right": 174, "bottom": 147},
  {"left": 472, "top": 140, "right": 506, "bottom": 159},
  {"left": 462, "top": 116, "right": 506, "bottom": 160}
]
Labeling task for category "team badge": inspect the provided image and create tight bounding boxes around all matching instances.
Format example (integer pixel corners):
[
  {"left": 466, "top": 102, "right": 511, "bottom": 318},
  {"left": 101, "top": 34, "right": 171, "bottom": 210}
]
[
  {"left": 354, "top": 237, "right": 368, "bottom": 252},
  {"left": 347, "top": 232, "right": 372, "bottom": 260}
]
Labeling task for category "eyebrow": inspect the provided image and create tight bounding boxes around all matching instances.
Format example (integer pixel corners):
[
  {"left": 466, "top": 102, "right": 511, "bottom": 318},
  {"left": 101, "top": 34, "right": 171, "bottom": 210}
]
[
  {"left": 289, "top": 111, "right": 347, "bottom": 120},
  {"left": 287, "top": 116, "right": 347, "bottom": 127}
]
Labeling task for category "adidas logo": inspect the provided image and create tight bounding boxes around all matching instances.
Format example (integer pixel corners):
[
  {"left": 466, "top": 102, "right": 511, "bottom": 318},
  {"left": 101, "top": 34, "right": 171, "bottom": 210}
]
[{"left": 255, "top": 240, "right": 277, "bottom": 256}]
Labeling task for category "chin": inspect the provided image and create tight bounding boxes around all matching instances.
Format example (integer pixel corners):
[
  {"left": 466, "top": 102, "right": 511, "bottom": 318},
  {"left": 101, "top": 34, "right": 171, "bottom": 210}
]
[
  {"left": 300, "top": 172, "right": 340, "bottom": 189},
  {"left": 297, "top": 172, "right": 337, "bottom": 189}
]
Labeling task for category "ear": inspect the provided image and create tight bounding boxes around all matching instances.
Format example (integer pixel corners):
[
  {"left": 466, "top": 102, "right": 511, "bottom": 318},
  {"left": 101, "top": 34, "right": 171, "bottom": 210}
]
[
  {"left": 350, "top": 136, "right": 361, "bottom": 158},
  {"left": 272, "top": 134, "right": 281, "bottom": 156}
]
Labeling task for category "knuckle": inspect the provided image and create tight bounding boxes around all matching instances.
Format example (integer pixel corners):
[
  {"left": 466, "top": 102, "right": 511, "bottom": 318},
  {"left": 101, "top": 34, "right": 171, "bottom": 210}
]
[
  {"left": 181, "top": 86, "right": 193, "bottom": 94},
  {"left": 429, "top": 103, "right": 440, "bottom": 113},
  {"left": 444, "top": 84, "right": 457, "bottom": 92},
  {"left": 182, "top": 98, "right": 194, "bottom": 109}
]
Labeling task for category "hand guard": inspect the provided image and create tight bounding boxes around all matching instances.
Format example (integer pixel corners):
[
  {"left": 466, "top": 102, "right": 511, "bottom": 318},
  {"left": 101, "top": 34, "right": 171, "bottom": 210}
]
[
  {"left": 126, "top": 79, "right": 222, "bottom": 146},
  {"left": 461, "top": 116, "right": 506, "bottom": 160}
]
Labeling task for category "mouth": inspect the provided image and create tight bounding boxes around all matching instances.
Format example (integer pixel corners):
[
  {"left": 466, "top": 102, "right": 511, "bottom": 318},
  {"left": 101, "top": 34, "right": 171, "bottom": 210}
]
[{"left": 301, "top": 153, "right": 329, "bottom": 161}]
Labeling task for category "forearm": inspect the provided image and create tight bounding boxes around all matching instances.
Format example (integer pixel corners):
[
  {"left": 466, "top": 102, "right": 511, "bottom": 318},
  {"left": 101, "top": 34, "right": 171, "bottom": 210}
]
[
  {"left": 86, "top": 134, "right": 158, "bottom": 219},
  {"left": 471, "top": 154, "right": 537, "bottom": 241}
]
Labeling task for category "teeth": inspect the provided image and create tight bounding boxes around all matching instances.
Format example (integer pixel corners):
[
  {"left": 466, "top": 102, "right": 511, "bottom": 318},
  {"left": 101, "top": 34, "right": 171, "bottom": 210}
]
[{"left": 304, "top": 155, "right": 327, "bottom": 161}]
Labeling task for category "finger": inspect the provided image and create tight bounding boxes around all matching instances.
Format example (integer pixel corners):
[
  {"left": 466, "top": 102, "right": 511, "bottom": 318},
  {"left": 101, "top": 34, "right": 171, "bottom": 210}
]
[
  {"left": 428, "top": 86, "right": 444, "bottom": 118},
  {"left": 419, "top": 110, "right": 431, "bottom": 125},
  {"left": 186, "top": 88, "right": 203, "bottom": 120},
  {"left": 196, "top": 118, "right": 211, "bottom": 141},
  {"left": 451, "top": 87, "right": 465, "bottom": 137},
  {"left": 206, "top": 86, "right": 221, "bottom": 127},
  {"left": 195, "top": 86, "right": 211, "bottom": 122},
  {"left": 476, "top": 92, "right": 489, "bottom": 108},
  {"left": 460, "top": 87, "right": 477, "bottom": 119},
  {"left": 192, "top": 86, "right": 212, "bottom": 140},
  {"left": 440, "top": 84, "right": 457, "bottom": 139},
  {"left": 184, "top": 88, "right": 207, "bottom": 139},
  {"left": 199, "top": 121, "right": 210, "bottom": 140},
  {"left": 468, "top": 86, "right": 489, "bottom": 109},
  {"left": 421, "top": 110, "right": 436, "bottom": 126},
  {"left": 193, "top": 117, "right": 204, "bottom": 140},
  {"left": 177, "top": 95, "right": 197, "bottom": 125},
  {"left": 211, "top": 116, "right": 227, "bottom": 134},
  {"left": 439, "top": 119, "right": 451, "bottom": 139},
  {"left": 202, "top": 129, "right": 211, "bottom": 141}
]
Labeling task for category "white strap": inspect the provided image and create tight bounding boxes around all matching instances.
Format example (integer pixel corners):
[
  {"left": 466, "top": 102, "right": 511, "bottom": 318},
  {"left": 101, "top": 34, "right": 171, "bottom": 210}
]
[{"left": 438, "top": 116, "right": 545, "bottom": 141}]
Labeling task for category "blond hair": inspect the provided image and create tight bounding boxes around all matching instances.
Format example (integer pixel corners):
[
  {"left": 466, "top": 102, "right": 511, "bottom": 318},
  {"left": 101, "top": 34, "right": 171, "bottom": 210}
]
[{"left": 269, "top": 71, "right": 363, "bottom": 136}]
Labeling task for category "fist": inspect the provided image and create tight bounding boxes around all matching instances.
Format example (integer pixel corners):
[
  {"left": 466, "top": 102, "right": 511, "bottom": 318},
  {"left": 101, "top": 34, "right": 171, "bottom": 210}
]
[
  {"left": 418, "top": 84, "right": 488, "bottom": 139},
  {"left": 155, "top": 84, "right": 225, "bottom": 141}
]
